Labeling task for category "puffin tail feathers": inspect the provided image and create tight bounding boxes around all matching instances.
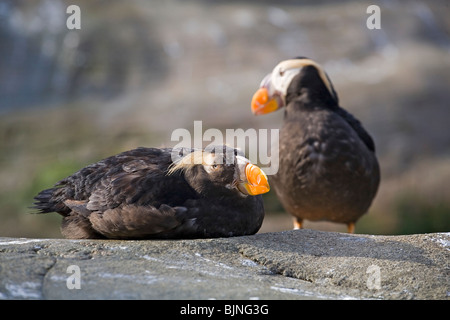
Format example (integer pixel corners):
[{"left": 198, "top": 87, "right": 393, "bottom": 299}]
[{"left": 31, "top": 187, "right": 70, "bottom": 215}]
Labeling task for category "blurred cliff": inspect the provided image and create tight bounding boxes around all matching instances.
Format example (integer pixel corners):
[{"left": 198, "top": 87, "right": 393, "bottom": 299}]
[{"left": 1, "top": 0, "right": 449, "bottom": 237}]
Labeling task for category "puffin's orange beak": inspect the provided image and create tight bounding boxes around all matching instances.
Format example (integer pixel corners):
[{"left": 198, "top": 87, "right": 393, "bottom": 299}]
[
  {"left": 239, "top": 163, "right": 270, "bottom": 195},
  {"left": 251, "top": 87, "right": 281, "bottom": 115}
]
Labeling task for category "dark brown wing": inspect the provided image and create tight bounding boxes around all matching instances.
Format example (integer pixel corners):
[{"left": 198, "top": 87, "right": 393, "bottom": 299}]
[
  {"left": 87, "top": 205, "right": 191, "bottom": 239},
  {"left": 82, "top": 196, "right": 264, "bottom": 240},
  {"left": 335, "top": 106, "right": 376, "bottom": 153},
  {"left": 32, "top": 147, "right": 196, "bottom": 215}
]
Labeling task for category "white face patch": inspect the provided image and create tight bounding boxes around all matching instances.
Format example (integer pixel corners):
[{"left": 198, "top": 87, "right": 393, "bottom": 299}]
[
  {"left": 267, "top": 58, "right": 335, "bottom": 102},
  {"left": 270, "top": 67, "right": 302, "bottom": 100},
  {"left": 202, "top": 153, "right": 219, "bottom": 174},
  {"left": 225, "top": 155, "right": 251, "bottom": 194},
  {"left": 235, "top": 155, "right": 250, "bottom": 182}
]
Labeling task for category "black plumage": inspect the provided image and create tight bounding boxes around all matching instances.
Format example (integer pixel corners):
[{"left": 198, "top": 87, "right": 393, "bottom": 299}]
[
  {"left": 33, "top": 146, "right": 268, "bottom": 239},
  {"left": 251, "top": 58, "right": 380, "bottom": 232}
]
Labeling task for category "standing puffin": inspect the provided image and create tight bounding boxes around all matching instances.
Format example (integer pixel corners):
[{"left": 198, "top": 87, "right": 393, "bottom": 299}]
[
  {"left": 32, "top": 146, "right": 269, "bottom": 239},
  {"left": 251, "top": 57, "right": 380, "bottom": 233}
]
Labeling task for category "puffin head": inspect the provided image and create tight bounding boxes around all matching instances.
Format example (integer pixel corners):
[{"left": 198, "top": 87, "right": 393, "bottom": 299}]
[
  {"left": 168, "top": 146, "right": 270, "bottom": 197},
  {"left": 251, "top": 57, "right": 338, "bottom": 115}
]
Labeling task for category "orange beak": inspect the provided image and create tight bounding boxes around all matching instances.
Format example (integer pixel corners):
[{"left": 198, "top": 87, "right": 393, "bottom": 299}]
[
  {"left": 238, "top": 163, "right": 270, "bottom": 196},
  {"left": 251, "top": 87, "right": 281, "bottom": 115}
]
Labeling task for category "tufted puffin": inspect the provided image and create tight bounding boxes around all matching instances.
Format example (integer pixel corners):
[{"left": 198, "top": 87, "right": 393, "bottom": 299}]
[
  {"left": 32, "top": 145, "right": 269, "bottom": 239},
  {"left": 251, "top": 57, "right": 380, "bottom": 233}
]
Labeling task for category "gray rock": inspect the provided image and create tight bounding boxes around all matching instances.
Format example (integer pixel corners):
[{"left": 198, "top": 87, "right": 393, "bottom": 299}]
[{"left": 0, "top": 230, "right": 448, "bottom": 300}]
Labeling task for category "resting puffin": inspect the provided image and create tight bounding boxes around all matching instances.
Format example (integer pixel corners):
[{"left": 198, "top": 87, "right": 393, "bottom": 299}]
[
  {"left": 32, "top": 146, "right": 269, "bottom": 239},
  {"left": 251, "top": 57, "right": 380, "bottom": 233}
]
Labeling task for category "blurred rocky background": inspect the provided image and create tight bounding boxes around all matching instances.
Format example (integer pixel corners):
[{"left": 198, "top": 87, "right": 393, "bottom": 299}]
[{"left": 0, "top": 0, "right": 449, "bottom": 238}]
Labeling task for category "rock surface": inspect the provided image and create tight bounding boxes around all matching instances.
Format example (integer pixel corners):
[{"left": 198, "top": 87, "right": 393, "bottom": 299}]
[{"left": 0, "top": 229, "right": 448, "bottom": 300}]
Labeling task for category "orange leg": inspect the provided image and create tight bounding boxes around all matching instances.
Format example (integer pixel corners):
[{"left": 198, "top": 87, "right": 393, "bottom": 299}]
[
  {"left": 293, "top": 217, "right": 303, "bottom": 230},
  {"left": 347, "top": 222, "right": 355, "bottom": 234}
]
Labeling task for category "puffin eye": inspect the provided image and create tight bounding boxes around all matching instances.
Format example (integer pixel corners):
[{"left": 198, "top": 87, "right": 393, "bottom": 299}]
[{"left": 212, "top": 164, "right": 218, "bottom": 169}]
